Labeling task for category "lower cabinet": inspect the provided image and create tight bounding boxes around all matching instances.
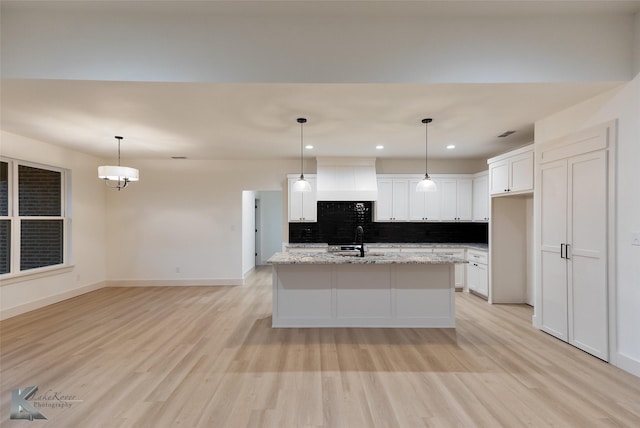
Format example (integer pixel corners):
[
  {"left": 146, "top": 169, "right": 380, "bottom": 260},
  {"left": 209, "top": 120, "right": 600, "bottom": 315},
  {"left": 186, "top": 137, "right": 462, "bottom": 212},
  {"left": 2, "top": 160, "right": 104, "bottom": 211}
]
[
  {"left": 466, "top": 249, "right": 488, "bottom": 297},
  {"left": 432, "top": 248, "right": 465, "bottom": 289}
]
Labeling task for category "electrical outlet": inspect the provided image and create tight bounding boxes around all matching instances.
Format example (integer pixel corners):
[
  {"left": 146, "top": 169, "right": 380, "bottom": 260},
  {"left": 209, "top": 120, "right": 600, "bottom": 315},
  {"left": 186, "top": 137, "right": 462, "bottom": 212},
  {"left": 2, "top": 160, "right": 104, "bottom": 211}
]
[
  {"left": 176, "top": 267, "right": 181, "bottom": 273},
  {"left": 632, "top": 232, "right": 640, "bottom": 247}
]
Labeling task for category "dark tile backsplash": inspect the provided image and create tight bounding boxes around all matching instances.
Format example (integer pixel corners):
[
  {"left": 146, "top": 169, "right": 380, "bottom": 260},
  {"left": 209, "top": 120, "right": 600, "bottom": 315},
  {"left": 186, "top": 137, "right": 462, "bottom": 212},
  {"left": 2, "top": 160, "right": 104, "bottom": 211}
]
[{"left": 289, "top": 201, "right": 488, "bottom": 244}]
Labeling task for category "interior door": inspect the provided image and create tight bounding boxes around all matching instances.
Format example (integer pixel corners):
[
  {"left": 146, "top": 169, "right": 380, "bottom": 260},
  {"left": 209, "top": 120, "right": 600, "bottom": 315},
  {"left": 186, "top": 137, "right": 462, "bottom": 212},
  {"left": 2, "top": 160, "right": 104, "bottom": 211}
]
[
  {"left": 568, "top": 151, "right": 608, "bottom": 360},
  {"left": 539, "top": 159, "right": 569, "bottom": 341}
]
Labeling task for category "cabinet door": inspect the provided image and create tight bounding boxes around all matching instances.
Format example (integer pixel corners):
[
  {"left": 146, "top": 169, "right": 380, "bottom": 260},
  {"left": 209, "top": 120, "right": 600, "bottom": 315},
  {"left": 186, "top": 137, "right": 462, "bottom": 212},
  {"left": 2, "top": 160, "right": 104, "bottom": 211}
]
[
  {"left": 539, "top": 160, "right": 569, "bottom": 342},
  {"left": 439, "top": 179, "right": 458, "bottom": 220},
  {"left": 375, "top": 179, "right": 394, "bottom": 221},
  {"left": 489, "top": 159, "right": 509, "bottom": 195},
  {"left": 409, "top": 179, "right": 427, "bottom": 220},
  {"left": 424, "top": 179, "right": 442, "bottom": 221},
  {"left": 456, "top": 179, "right": 473, "bottom": 221},
  {"left": 301, "top": 177, "right": 317, "bottom": 221},
  {"left": 392, "top": 179, "right": 410, "bottom": 221},
  {"left": 288, "top": 178, "right": 304, "bottom": 221},
  {"left": 467, "top": 262, "right": 479, "bottom": 293},
  {"left": 476, "top": 262, "right": 488, "bottom": 296},
  {"left": 467, "top": 262, "right": 487, "bottom": 296},
  {"left": 472, "top": 175, "right": 489, "bottom": 221},
  {"left": 568, "top": 151, "right": 608, "bottom": 360},
  {"left": 510, "top": 151, "right": 534, "bottom": 192}
]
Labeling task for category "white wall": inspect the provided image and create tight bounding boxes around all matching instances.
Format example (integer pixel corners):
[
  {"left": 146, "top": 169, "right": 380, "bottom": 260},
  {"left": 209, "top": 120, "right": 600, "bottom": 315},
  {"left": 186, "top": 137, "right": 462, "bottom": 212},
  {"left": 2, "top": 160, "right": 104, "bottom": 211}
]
[
  {"left": 2, "top": 3, "right": 635, "bottom": 84},
  {"left": 104, "top": 159, "right": 294, "bottom": 285},
  {"left": 535, "top": 73, "right": 640, "bottom": 376},
  {"left": 634, "top": 12, "right": 640, "bottom": 75},
  {"left": 0, "top": 131, "right": 107, "bottom": 319},
  {"left": 376, "top": 158, "right": 488, "bottom": 175}
]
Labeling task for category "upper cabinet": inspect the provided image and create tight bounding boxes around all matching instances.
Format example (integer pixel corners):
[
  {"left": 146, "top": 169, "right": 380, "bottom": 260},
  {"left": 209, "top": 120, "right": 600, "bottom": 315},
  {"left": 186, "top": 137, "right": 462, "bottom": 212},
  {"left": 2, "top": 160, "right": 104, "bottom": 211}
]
[
  {"left": 439, "top": 177, "right": 473, "bottom": 221},
  {"left": 288, "top": 174, "right": 317, "bottom": 222},
  {"left": 472, "top": 172, "right": 489, "bottom": 222},
  {"left": 378, "top": 175, "right": 473, "bottom": 222},
  {"left": 488, "top": 145, "right": 534, "bottom": 196},
  {"left": 375, "top": 178, "right": 410, "bottom": 221}
]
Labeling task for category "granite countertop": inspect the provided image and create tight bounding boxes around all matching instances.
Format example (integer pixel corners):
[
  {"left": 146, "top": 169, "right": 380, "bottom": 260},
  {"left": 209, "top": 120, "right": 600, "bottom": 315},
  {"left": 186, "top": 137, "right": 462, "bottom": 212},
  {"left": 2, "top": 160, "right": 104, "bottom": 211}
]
[
  {"left": 284, "top": 243, "right": 329, "bottom": 248},
  {"left": 285, "top": 242, "right": 488, "bottom": 251},
  {"left": 267, "top": 251, "right": 467, "bottom": 265},
  {"left": 367, "top": 243, "right": 488, "bottom": 251}
]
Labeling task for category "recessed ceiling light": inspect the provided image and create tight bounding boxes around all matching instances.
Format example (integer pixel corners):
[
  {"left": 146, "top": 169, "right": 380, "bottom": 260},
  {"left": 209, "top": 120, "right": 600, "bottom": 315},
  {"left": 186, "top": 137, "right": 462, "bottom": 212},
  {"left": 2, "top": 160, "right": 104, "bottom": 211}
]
[
  {"left": 305, "top": 145, "right": 314, "bottom": 150},
  {"left": 376, "top": 145, "right": 384, "bottom": 150},
  {"left": 446, "top": 145, "right": 456, "bottom": 150}
]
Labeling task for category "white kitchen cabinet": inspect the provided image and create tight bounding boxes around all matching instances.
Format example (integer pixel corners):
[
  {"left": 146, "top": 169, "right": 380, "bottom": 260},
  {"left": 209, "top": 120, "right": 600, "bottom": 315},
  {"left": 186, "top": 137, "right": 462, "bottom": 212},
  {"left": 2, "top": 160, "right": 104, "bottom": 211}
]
[
  {"left": 472, "top": 172, "right": 489, "bottom": 222},
  {"left": 537, "top": 121, "right": 614, "bottom": 361},
  {"left": 409, "top": 178, "right": 441, "bottom": 221},
  {"left": 488, "top": 145, "right": 534, "bottom": 196},
  {"left": 539, "top": 151, "right": 608, "bottom": 360},
  {"left": 440, "top": 178, "right": 473, "bottom": 221},
  {"left": 287, "top": 175, "right": 317, "bottom": 222},
  {"left": 375, "top": 178, "right": 409, "bottom": 221},
  {"left": 432, "top": 248, "right": 465, "bottom": 289},
  {"left": 466, "top": 249, "right": 488, "bottom": 297}
]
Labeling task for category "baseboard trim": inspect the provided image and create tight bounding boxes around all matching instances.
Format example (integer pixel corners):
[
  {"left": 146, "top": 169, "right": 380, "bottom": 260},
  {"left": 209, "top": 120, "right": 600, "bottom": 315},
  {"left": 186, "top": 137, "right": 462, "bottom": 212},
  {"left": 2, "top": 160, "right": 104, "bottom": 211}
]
[
  {"left": 615, "top": 352, "right": 640, "bottom": 378},
  {"left": 0, "top": 281, "right": 106, "bottom": 321},
  {"left": 106, "top": 279, "right": 243, "bottom": 287}
]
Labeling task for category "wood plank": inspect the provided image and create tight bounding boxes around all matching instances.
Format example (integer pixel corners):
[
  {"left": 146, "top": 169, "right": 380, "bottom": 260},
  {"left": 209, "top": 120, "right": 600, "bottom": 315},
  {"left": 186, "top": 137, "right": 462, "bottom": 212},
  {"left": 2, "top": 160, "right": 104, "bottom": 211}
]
[{"left": 1, "top": 266, "right": 640, "bottom": 427}]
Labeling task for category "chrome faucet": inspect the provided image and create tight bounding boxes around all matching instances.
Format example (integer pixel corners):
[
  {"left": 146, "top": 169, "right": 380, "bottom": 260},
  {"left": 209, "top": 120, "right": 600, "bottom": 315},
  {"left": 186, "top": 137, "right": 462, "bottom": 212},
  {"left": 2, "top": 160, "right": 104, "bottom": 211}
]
[{"left": 355, "top": 225, "right": 365, "bottom": 257}]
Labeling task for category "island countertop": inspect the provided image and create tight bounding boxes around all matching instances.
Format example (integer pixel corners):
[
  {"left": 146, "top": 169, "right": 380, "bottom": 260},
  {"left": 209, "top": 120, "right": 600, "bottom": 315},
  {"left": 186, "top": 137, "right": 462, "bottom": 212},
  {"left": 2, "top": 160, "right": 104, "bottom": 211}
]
[{"left": 267, "top": 251, "right": 467, "bottom": 265}]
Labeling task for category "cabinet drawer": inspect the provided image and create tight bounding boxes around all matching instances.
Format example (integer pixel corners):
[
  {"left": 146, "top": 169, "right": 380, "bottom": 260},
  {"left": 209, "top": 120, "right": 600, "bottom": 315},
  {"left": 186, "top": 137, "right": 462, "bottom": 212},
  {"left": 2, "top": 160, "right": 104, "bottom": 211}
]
[
  {"left": 432, "top": 248, "right": 464, "bottom": 257},
  {"left": 399, "top": 247, "right": 433, "bottom": 253},
  {"left": 466, "top": 250, "right": 487, "bottom": 265}
]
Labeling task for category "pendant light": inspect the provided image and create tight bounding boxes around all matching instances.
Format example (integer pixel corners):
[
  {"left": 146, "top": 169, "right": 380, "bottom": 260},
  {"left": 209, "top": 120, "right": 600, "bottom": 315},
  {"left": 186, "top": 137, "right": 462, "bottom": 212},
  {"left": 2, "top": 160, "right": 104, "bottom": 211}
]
[
  {"left": 98, "top": 136, "right": 139, "bottom": 191},
  {"left": 292, "top": 117, "right": 311, "bottom": 192},
  {"left": 416, "top": 118, "right": 437, "bottom": 192}
]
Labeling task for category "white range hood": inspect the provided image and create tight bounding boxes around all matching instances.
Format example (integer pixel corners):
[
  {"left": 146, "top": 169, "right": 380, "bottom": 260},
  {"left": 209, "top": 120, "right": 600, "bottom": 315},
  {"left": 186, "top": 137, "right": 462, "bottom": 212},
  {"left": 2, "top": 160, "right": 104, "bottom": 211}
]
[{"left": 315, "top": 157, "right": 378, "bottom": 201}]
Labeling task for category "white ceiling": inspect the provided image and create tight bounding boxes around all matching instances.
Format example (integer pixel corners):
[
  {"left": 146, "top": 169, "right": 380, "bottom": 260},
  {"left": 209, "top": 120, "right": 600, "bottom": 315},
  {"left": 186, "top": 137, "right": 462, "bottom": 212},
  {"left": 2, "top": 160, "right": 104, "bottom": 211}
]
[
  {"left": 1, "top": 1, "right": 638, "bottom": 161},
  {"left": 1, "top": 79, "right": 623, "bottom": 160}
]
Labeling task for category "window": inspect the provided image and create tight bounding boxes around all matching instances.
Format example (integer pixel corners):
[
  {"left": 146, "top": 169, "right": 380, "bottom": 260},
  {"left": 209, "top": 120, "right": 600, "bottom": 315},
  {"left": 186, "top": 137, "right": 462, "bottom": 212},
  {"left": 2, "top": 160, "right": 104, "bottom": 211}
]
[{"left": 0, "top": 158, "right": 69, "bottom": 276}]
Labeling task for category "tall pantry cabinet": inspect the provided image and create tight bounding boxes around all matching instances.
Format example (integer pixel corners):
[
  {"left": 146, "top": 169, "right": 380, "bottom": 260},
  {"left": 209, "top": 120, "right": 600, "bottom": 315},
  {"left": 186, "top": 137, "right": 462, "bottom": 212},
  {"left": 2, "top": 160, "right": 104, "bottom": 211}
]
[{"left": 536, "top": 121, "right": 615, "bottom": 361}]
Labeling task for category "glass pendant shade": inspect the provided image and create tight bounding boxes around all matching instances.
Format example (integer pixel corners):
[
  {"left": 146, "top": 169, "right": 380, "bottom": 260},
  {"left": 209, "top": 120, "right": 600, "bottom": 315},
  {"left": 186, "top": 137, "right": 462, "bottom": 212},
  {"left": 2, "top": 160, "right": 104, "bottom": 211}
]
[
  {"left": 416, "top": 175, "right": 437, "bottom": 192},
  {"left": 293, "top": 175, "right": 312, "bottom": 192}
]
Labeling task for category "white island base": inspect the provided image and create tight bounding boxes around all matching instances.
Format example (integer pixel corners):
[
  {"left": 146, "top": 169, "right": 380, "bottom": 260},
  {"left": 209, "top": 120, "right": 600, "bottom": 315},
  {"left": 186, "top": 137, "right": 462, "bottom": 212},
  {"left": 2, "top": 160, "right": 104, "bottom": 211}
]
[{"left": 271, "top": 263, "right": 456, "bottom": 328}]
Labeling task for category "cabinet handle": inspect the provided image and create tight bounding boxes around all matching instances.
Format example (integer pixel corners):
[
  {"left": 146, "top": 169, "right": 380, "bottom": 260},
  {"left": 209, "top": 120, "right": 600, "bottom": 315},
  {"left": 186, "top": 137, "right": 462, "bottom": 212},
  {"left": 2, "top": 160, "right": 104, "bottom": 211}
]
[
  {"left": 560, "top": 243, "right": 565, "bottom": 259},
  {"left": 566, "top": 244, "right": 571, "bottom": 260}
]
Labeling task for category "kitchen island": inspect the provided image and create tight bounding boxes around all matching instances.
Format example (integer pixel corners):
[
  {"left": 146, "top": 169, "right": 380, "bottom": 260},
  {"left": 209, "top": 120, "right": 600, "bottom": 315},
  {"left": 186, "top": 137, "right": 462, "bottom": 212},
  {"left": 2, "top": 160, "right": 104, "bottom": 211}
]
[{"left": 267, "top": 251, "right": 466, "bottom": 328}]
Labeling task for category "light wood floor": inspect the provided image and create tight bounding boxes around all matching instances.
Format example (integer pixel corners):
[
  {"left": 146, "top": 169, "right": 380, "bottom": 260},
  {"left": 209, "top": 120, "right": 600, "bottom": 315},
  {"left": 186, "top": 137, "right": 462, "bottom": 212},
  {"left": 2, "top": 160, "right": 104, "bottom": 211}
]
[{"left": 2, "top": 266, "right": 639, "bottom": 427}]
